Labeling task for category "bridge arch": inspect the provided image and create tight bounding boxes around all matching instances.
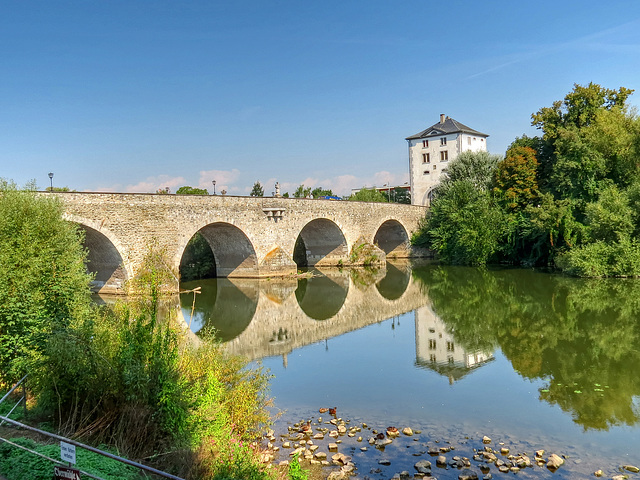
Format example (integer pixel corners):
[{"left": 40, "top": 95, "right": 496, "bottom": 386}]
[
  {"left": 63, "top": 214, "right": 130, "bottom": 294},
  {"left": 293, "top": 218, "right": 348, "bottom": 267},
  {"left": 181, "top": 222, "right": 259, "bottom": 278},
  {"left": 373, "top": 219, "right": 410, "bottom": 258},
  {"left": 295, "top": 273, "right": 349, "bottom": 320}
]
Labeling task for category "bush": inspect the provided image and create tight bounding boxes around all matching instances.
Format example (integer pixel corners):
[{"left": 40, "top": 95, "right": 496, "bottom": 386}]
[
  {"left": 556, "top": 239, "right": 640, "bottom": 277},
  {"left": 0, "top": 180, "right": 94, "bottom": 384}
]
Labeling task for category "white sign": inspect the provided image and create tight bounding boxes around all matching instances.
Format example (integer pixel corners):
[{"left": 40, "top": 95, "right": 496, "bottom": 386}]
[{"left": 60, "top": 441, "right": 76, "bottom": 464}]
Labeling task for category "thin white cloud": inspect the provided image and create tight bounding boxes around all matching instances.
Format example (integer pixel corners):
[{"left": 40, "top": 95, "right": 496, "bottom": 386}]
[
  {"left": 124, "top": 175, "right": 188, "bottom": 193},
  {"left": 197, "top": 169, "right": 241, "bottom": 195}
]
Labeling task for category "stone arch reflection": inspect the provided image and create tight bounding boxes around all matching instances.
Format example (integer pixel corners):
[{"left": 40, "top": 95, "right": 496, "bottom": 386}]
[
  {"left": 76, "top": 224, "right": 127, "bottom": 294},
  {"left": 376, "top": 262, "right": 411, "bottom": 300},
  {"left": 184, "top": 222, "right": 258, "bottom": 277},
  {"left": 295, "top": 272, "right": 349, "bottom": 320},
  {"left": 180, "top": 278, "right": 258, "bottom": 341},
  {"left": 293, "top": 219, "right": 348, "bottom": 267},
  {"left": 373, "top": 220, "right": 409, "bottom": 257}
]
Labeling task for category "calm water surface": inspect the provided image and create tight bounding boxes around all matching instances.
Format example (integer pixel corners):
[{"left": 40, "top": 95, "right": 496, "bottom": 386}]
[{"left": 180, "top": 263, "right": 640, "bottom": 478}]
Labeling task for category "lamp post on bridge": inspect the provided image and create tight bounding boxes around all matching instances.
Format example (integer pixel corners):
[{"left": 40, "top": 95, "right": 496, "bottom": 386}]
[
  {"left": 48, "top": 172, "right": 54, "bottom": 192},
  {"left": 212, "top": 180, "right": 216, "bottom": 195}
]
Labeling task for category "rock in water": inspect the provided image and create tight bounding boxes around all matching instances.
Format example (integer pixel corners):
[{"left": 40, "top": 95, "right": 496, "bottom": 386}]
[
  {"left": 546, "top": 454, "right": 564, "bottom": 470},
  {"left": 402, "top": 427, "right": 414, "bottom": 436},
  {"left": 458, "top": 469, "right": 478, "bottom": 480},
  {"left": 414, "top": 460, "right": 432, "bottom": 474},
  {"left": 624, "top": 466, "right": 640, "bottom": 473}
]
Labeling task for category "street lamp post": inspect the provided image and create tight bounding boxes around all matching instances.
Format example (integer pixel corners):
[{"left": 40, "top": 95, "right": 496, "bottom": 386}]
[
  {"left": 212, "top": 180, "right": 216, "bottom": 195},
  {"left": 48, "top": 172, "right": 54, "bottom": 191}
]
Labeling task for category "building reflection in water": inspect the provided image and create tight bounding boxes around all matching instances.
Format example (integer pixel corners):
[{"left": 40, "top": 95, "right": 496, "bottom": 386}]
[{"left": 414, "top": 304, "right": 494, "bottom": 384}]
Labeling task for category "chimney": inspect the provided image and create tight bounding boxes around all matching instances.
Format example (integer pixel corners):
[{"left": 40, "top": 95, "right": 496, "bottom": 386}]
[{"left": 440, "top": 113, "right": 446, "bottom": 124}]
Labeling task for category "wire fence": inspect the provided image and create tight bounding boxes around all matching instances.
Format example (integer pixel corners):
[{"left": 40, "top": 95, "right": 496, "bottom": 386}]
[{"left": 0, "top": 376, "right": 185, "bottom": 480}]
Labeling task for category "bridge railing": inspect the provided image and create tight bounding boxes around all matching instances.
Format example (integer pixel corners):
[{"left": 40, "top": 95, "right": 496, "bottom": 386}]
[{"left": 0, "top": 376, "right": 185, "bottom": 480}]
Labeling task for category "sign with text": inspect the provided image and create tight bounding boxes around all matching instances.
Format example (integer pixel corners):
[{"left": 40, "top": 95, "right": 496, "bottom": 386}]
[
  {"left": 54, "top": 465, "right": 81, "bottom": 480},
  {"left": 60, "top": 441, "right": 76, "bottom": 464}
]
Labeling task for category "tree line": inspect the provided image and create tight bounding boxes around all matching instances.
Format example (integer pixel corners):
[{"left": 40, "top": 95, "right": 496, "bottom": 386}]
[{"left": 413, "top": 83, "right": 640, "bottom": 277}]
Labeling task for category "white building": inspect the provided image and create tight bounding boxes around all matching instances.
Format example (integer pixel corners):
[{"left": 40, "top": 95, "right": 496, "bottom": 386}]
[{"left": 406, "top": 114, "right": 489, "bottom": 206}]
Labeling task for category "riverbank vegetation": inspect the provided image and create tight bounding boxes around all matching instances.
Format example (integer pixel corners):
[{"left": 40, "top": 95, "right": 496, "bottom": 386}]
[
  {"left": 413, "top": 83, "right": 640, "bottom": 277},
  {"left": 0, "top": 181, "right": 279, "bottom": 480}
]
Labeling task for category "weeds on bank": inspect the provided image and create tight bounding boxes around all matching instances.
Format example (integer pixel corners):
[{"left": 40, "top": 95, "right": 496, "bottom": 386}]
[{"left": 20, "top": 244, "right": 276, "bottom": 479}]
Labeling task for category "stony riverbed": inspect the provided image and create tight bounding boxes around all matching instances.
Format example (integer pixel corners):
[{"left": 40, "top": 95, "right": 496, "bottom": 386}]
[{"left": 261, "top": 409, "right": 640, "bottom": 480}]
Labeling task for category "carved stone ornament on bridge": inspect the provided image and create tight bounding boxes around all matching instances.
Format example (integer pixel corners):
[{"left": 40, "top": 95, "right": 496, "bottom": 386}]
[{"left": 262, "top": 207, "right": 285, "bottom": 220}]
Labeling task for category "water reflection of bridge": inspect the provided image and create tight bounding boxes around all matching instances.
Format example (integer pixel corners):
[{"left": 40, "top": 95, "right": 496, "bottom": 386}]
[{"left": 178, "top": 262, "right": 424, "bottom": 362}]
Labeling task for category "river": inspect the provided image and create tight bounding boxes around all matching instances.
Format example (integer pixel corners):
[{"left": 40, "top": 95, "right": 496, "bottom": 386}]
[{"left": 179, "top": 262, "right": 640, "bottom": 479}]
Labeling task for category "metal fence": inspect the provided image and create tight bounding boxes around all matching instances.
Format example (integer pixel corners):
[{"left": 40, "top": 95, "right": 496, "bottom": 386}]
[{"left": 0, "top": 376, "right": 185, "bottom": 480}]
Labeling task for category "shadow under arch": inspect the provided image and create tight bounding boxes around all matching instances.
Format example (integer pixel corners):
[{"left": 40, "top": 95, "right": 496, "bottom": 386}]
[
  {"left": 295, "top": 271, "right": 349, "bottom": 320},
  {"left": 293, "top": 218, "right": 348, "bottom": 267},
  {"left": 75, "top": 223, "right": 128, "bottom": 294},
  {"left": 187, "top": 222, "right": 259, "bottom": 277},
  {"left": 375, "top": 262, "right": 411, "bottom": 300},
  {"left": 180, "top": 278, "right": 258, "bottom": 341},
  {"left": 373, "top": 219, "right": 409, "bottom": 256}
]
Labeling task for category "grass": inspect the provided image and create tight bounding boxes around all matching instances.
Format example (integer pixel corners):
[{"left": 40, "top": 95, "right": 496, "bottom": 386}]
[{"left": 0, "top": 437, "right": 138, "bottom": 480}]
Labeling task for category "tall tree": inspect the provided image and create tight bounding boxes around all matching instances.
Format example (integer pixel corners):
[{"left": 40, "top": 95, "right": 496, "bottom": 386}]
[
  {"left": 494, "top": 146, "right": 539, "bottom": 210},
  {"left": 294, "top": 184, "right": 311, "bottom": 198},
  {"left": 250, "top": 181, "right": 264, "bottom": 197}
]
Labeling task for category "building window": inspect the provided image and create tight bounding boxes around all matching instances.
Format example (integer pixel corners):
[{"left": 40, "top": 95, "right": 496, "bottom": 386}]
[
  {"left": 441, "top": 137, "right": 447, "bottom": 146},
  {"left": 423, "top": 170, "right": 430, "bottom": 175},
  {"left": 448, "top": 356, "right": 454, "bottom": 364},
  {"left": 447, "top": 341, "right": 455, "bottom": 352},
  {"left": 422, "top": 153, "right": 430, "bottom": 163},
  {"left": 468, "top": 137, "right": 472, "bottom": 145},
  {"left": 433, "top": 165, "right": 437, "bottom": 170},
  {"left": 429, "top": 354, "right": 436, "bottom": 363},
  {"left": 440, "top": 151, "right": 448, "bottom": 161},
  {"left": 422, "top": 140, "right": 429, "bottom": 148},
  {"left": 429, "top": 339, "right": 436, "bottom": 350}
]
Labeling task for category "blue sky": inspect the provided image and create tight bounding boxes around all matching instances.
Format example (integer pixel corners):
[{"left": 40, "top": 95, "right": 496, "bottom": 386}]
[{"left": 2, "top": 1, "right": 640, "bottom": 196}]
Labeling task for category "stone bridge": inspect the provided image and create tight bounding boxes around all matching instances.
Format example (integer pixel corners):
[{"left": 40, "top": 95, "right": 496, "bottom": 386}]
[{"left": 54, "top": 193, "right": 427, "bottom": 293}]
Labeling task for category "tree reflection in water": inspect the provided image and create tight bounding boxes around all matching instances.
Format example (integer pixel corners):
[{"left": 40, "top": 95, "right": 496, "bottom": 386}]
[{"left": 413, "top": 265, "right": 640, "bottom": 431}]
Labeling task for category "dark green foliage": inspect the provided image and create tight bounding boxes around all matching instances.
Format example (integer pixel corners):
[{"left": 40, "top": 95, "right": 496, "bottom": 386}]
[
  {"left": 311, "top": 186, "right": 333, "bottom": 198},
  {"left": 422, "top": 181, "right": 506, "bottom": 265},
  {"left": 392, "top": 187, "right": 411, "bottom": 204},
  {"left": 294, "top": 184, "right": 311, "bottom": 198},
  {"left": 176, "top": 185, "right": 209, "bottom": 195},
  {"left": 180, "top": 232, "right": 217, "bottom": 281},
  {"left": 250, "top": 181, "right": 264, "bottom": 197},
  {"left": 0, "top": 180, "right": 93, "bottom": 383},
  {"left": 348, "top": 188, "right": 388, "bottom": 202}
]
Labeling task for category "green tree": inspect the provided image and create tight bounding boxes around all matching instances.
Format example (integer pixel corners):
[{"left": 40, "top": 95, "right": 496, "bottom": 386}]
[
  {"left": 294, "top": 184, "right": 311, "bottom": 198},
  {"left": 421, "top": 181, "right": 505, "bottom": 265},
  {"left": 494, "top": 146, "right": 539, "bottom": 210},
  {"left": 392, "top": 187, "right": 411, "bottom": 204},
  {"left": 250, "top": 181, "right": 264, "bottom": 197},
  {"left": 435, "top": 150, "right": 502, "bottom": 197},
  {"left": 0, "top": 180, "right": 93, "bottom": 382},
  {"left": 348, "top": 188, "right": 388, "bottom": 202},
  {"left": 176, "top": 185, "right": 209, "bottom": 195},
  {"left": 311, "top": 187, "right": 333, "bottom": 198}
]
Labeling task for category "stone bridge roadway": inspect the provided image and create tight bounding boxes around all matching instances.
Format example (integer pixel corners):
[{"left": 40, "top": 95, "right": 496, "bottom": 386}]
[{"left": 55, "top": 192, "right": 427, "bottom": 293}]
